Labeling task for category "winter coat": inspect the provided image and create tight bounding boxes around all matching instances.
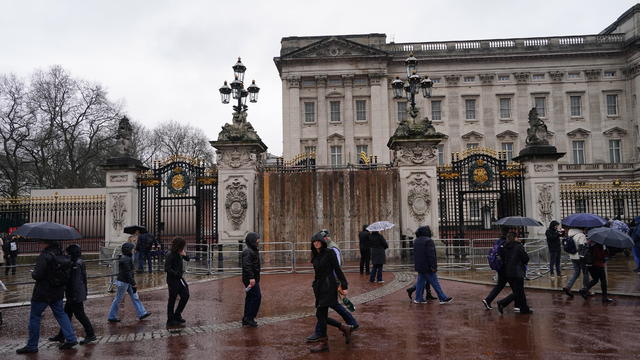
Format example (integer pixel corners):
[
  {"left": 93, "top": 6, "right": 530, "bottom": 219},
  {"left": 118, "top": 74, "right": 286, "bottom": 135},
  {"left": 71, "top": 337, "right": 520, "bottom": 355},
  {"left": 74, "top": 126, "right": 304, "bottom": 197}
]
[
  {"left": 66, "top": 258, "right": 88, "bottom": 303},
  {"left": 312, "top": 249, "right": 348, "bottom": 308},
  {"left": 414, "top": 233, "right": 437, "bottom": 273},
  {"left": 545, "top": 228, "right": 562, "bottom": 252},
  {"left": 117, "top": 243, "right": 136, "bottom": 286},
  {"left": 241, "top": 232, "right": 261, "bottom": 285},
  {"left": 135, "top": 233, "right": 154, "bottom": 252},
  {"left": 31, "top": 243, "right": 65, "bottom": 303},
  {"left": 567, "top": 228, "right": 587, "bottom": 261},
  {"left": 369, "top": 232, "right": 388, "bottom": 265},
  {"left": 165, "top": 252, "right": 190, "bottom": 280},
  {"left": 358, "top": 231, "right": 370, "bottom": 250},
  {"left": 589, "top": 242, "right": 608, "bottom": 268},
  {"left": 501, "top": 241, "right": 529, "bottom": 279}
]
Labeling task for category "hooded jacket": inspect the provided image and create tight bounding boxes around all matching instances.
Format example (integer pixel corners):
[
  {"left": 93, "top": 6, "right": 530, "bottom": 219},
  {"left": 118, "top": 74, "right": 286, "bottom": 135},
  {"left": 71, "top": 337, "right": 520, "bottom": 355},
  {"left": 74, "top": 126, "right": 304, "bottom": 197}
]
[
  {"left": 65, "top": 244, "right": 88, "bottom": 303},
  {"left": 117, "top": 242, "right": 136, "bottom": 285},
  {"left": 165, "top": 250, "right": 190, "bottom": 280},
  {"left": 242, "top": 232, "right": 261, "bottom": 285},
  {"left": 31, "top": 242, "right": 65, "bottom": 303},
  {"left": 545, "top": 221, "right": 562, "bottom": 252},
  {"left": 413, "top": 226, "right": 437, "bottom": 273},
  {"left": 501, "top": 240, "right": 529, "bottom": 279},
  {"left": 311, "top": 236, "right": 348, "bottom": 308}
]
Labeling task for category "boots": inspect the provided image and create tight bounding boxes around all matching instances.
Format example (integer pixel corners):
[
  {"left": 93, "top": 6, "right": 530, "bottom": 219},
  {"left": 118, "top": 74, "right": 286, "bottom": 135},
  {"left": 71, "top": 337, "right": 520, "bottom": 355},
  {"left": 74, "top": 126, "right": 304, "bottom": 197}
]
[
  {"left": 426, "top": 290, "right": 437, "bottom": 301},
  {"left": 339, "top": 324, "right": 353, "bottom": 344},
  {"left": 309, "top": 337, "right": 329, "bottom": 353}
]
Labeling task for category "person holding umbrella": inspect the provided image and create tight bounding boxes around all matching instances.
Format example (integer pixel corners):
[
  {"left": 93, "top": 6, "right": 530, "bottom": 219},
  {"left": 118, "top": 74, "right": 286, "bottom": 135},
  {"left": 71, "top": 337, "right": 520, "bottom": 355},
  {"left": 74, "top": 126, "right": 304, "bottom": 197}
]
[
  {"left": 367, "top": 221, "right": 392, "bottom": 283},
  {"left": 496, "top": 232, "right": 532, "bottom": 314}
]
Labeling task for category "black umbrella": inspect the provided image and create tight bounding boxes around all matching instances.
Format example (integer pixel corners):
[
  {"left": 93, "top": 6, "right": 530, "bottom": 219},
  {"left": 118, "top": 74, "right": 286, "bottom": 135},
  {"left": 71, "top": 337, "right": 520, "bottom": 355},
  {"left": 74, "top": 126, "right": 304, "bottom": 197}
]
[
  {"left": 13, "top": 222, "right": 82, "bottom": 240},
  {"left": 587, "top": 227, "right": 634, "bottom": 249},
  {"left": 123, "top": 225, "right": 147, "bottom": 234},
  {"left": 561, "top": 213, "right": 607, "bottom": 228},
  {"left": 494, "top": 216, "right": 543, "bottom": 227}
]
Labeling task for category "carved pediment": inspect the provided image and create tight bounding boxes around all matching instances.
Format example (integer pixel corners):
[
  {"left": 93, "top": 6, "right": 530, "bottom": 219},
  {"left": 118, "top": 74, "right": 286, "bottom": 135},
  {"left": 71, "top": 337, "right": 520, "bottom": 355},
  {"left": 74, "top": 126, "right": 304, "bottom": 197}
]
[
  {"left": 496, "top": 130, "right": 519, "bottom": 140},
  {"left": 566, "top": 128, "right": 591, "bottom": 139},
  {"left": 281, "top": 37, "right": 389, "bottom": 59},
  {"left": 461, "top": 131, "right": 484, "bottom": 141},
  {"left": 327, "top": 133, "right": 345, "bottom": 140},
  {"left": 603, "top": 127, "right": 627, "bottom": 137}
]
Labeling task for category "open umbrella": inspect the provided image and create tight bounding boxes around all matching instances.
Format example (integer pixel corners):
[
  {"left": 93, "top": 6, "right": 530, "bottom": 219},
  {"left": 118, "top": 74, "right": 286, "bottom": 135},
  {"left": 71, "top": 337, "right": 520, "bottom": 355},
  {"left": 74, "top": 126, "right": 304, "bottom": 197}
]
[
  {"left": 610, "top": 220, "right": 629, "bottom": 234},
  {"left": 561, "top": 213, "right": 607, "bottom": 228},
  {"left": 494, "top": 216, "right": 543, "bottom": 227},
  {"left": 13, "top": 222, "right": 82, "bottom": 240},
  {"left": 587, "top": 227, "right": 634, "bottom": 249},
  {"left": 366, "top": 221, "right": 395, "bottom": 232},
  {"left": 123, "top": 225, "right": 147, "bottom": 234}
]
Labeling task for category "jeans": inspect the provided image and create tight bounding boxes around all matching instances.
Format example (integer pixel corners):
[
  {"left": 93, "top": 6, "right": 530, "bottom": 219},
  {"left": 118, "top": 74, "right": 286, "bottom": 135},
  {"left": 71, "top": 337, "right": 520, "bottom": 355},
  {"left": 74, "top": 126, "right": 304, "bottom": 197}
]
[
  {"left": 108, "top": 280, "right": 148, "bottom": 320},
  {"left": 565, "top": 259, "right": 590, "bottom": 290},
  {"left": 313, "top": 302, "right": 357, "bottom": 335},
  {"left": 484, "top": 272, "right": 507, "bottom": 304},
  {"left": 633, "top": 247, "right": 640, "bottom": 269},
  {"left": 497, "top": 277, "right": 529, "bottom": 312},
  {"left": 54, "top": 301, "right": 94, "bottom": 339},
  {"left": 359, "top": 248, "right": 371, "bottom": 274},
  {"left": 314, "top": 306, "right": 342, "bottom": 337},
  {"left": 416, "top": 272, "right": 449, "bottom": 302},
  {"left": 243, "top": 282, "right": 261, "bottom": 321},
  {"left": 168, "top": 277, "right": 190, "bottom": 321},
  {"left": 137, "top": 251, "right": 152, "bottom": 272},
  {"left": 369, "top": 264, "right": 383, "bottom": 282},
  {"left": 583, "top": 266, "right": 608, "bottom": 299},
  {"left": 27, "top": 300, "right": 77, "bottom": 349},
  {"left": 549, "top": 250, "right": 562, "bottom": 275}
]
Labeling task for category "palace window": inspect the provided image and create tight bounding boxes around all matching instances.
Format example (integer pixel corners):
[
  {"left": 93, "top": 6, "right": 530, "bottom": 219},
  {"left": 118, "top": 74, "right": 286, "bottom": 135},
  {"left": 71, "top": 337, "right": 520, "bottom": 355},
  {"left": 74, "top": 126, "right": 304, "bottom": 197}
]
[
  {"left": 437, "top": 144, "right": 445, "bottom": 165},
  {"left": 353, "top": 77, "right": 368, "bottom": 86},
  {"left": 570, "top": 96, "right": 582, "bottom": 117},
  {"left": 606, "top": 94, "right": 618, "bottom": 115},
  {"left": 532, "top": 74, "right": 545, "bottom": 80},
  {"left": 431, "top": 100, "right": 442, "bottom": 121},
  {"left": 304, "top": 146, "right": 316, "bottom": 155},
  {"left": 330, "top": 101, "right": 341, "bottom": 122},
  {"left": 465, "top": 99, "right": 476, "bottom": 120},
  {"left": 464, "top": 76, "right": 475, "bottom": 83},
  {"left": 330, "top": 145, "right": 342, "bottom": 166},
  {"left": 302, "top": 79, "right": 316, "bottom": 87},
  {"left": 467, "top": 143, "right": 479, "bottom": 149},
  {"left": 499, "top": 98, "right": 511, "bottom": 119},
  {"left": 303, "top": 102, "right": 315, "bottom": 123},
  {"left": 356, "top": 144, "right": 368, "bottom": 156},
  {"left": 328, "top": 78, "right": 342, "bottom": 87},
  {"left": 534, "top": 97, "right": 546, "bottom": 117},
  {"left": 609, "top": 139, "right": 621, "bottom": 163},
  {"left": 432, "top": 78, "right": 441, "bottom": 84},
  {"left": 604, "top": 71, "right": 616, "bottom": 78},
  {"left": 397, "top": 101, "right": 408, "bottom": 122},
  {"left": 572, "top": 140, "right": 585, "bottom": 164},
  {"left": 498, "top": 75, "right": 510, "bottom": 81},
  {"left": 355, "top": 100, "right": 367, "bottom": 121},
  {"left": 568, "top": 73, "right": 580, "bottom": 79},
  {"left": 501, "top": 142, "right": 514, "bottom": 162}
]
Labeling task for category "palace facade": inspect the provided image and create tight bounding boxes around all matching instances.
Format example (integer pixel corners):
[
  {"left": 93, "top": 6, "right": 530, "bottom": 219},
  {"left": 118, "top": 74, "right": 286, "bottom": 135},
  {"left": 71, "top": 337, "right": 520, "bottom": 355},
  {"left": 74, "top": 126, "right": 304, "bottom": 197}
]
[{"left": 274, "top": 5, "right": 640, "bottom": 183}]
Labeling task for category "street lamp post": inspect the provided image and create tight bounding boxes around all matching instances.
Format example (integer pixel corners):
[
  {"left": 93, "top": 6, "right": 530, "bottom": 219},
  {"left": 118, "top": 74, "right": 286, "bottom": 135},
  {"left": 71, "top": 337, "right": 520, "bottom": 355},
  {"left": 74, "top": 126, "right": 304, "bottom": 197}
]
[
  {"left": 218, "top": 57, "right": 260, "bottom": 113},
  {"left": 391, "top": 53, "right": 433, "bottom": 121}
]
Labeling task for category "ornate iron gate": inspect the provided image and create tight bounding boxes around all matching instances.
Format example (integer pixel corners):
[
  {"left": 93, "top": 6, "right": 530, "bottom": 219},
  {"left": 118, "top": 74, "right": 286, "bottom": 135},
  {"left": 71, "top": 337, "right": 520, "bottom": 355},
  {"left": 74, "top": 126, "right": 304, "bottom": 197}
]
[
  {"left": 138, "top": 156, "right": 218, "bottom": 248},
  {"left": 438, "top": 148, "right": 525, "bottom": 240}
]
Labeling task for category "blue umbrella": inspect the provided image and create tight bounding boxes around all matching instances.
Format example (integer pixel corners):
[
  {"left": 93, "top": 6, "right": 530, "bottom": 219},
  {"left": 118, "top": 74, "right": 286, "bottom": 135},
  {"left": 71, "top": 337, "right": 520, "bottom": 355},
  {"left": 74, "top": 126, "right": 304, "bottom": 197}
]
[
  {"left": 610, "top": 220, "right": 629, "bottom": 234},
  {"left": 561, "top": 213, "right": 607, "bottom": 228},
  {"left": 494, "top": 216, "right": 543, "bottom": 227},
  {"left": 13, "top": 222, "right": 82, "bottom": 240},
  {"left": 587, "top": 227, "right": 634, "bottom": 249}
]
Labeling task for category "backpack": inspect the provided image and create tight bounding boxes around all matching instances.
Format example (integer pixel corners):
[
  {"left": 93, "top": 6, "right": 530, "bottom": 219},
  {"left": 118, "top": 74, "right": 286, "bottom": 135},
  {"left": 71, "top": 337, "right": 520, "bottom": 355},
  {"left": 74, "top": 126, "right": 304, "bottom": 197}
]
[
  {"left": 578, "top": 243, "right": 595, "bottom": 265},
  {"left": 562, "top": 235, "right": 578, "bottom": 254},
  {"left": 488, "top": 239, "right": 505, "bottom": 271},
  {"left": 49, "top": 254, "right": 72, "bottom": 287}
]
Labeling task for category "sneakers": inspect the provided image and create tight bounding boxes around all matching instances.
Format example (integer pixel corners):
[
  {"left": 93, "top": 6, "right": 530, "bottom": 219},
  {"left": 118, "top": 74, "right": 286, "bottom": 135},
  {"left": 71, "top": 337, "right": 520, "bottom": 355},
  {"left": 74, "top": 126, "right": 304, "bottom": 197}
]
[
  {"left": 139, "top": 312, "right": 152, "bottom": 320},
  {"left": 80, "top": 335, "right": 97, "bottom": 345},
  {"left": 439, "top": 297, "right": 453, "bottom": 305},
  {"left": 602, "top": 298, "right": 615, "bottom": 304},
  {"left": 377, "top": 280, "right": 385, "bottom": 283},
  {"left": 242, "top": 318, "right": 258, "bottom": 327},
  {"left": 482, "top": 299, "right": 492, "bottom": 310},
  {"left": 48, "top": 335, "right": 65, "bottom": 343},
  {"left": 413, "top": 299, "right": 427, "bottom": 304},
  {"left": 562, "top": 287, "right": 574, "bottom": 298},
  {"left": 305, "top": 333, "right": 326, "bottom": 343},
  {"left": 16, "top": 346, "right": 38, "bottom": 354},
  {"left": 59, "top": 341, "right": 78, "bottom": 350},
  {"left": 107, "top": 318, "right": 121, "bottom": 323}
]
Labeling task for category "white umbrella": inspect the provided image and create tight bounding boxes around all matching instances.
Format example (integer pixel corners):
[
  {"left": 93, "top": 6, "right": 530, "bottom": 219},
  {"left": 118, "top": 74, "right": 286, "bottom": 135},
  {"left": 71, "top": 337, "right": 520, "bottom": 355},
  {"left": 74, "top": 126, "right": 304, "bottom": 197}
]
[{"left": 366, "top": 221, "right": 395, "bottom": 232}]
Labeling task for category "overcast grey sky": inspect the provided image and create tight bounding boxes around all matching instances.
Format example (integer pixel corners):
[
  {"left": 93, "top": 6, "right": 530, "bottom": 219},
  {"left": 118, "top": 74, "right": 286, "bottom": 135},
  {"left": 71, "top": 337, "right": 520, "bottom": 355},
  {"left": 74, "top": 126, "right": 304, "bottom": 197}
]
[{"left": 1, "top": 0, "right": 637, "bottom": 157}]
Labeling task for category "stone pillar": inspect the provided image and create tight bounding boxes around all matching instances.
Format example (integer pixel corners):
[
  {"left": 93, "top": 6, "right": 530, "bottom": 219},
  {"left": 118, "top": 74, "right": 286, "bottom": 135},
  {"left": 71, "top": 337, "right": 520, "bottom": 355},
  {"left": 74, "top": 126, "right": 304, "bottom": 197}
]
[
  {"left": 388, "top": 136, "right": 444, "bottom": 239},
  {"left": 102, "top": 166, "right": 144, "bottom": 248}
]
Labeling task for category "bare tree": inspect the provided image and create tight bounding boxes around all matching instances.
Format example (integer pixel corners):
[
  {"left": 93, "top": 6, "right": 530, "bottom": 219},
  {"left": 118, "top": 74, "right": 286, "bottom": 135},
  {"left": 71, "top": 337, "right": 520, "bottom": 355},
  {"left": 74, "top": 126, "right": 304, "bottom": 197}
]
[{"left": 152, "top": 120, "right": 214, "bottom": 164}]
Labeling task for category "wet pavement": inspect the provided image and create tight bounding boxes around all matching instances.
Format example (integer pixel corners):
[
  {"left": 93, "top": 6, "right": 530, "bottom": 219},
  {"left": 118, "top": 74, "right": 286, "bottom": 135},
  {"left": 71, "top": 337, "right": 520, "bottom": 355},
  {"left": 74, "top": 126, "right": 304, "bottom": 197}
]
[{"left": 1, "top": 269, "right": 640, "bottom": 359}]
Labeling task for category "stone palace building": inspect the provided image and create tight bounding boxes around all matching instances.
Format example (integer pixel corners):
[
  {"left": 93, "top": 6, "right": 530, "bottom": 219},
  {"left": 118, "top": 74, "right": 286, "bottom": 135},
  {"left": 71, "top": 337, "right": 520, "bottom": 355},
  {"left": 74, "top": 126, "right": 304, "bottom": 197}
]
[{"left": 274, "top": 4, "right": 640, "bottom": 183}]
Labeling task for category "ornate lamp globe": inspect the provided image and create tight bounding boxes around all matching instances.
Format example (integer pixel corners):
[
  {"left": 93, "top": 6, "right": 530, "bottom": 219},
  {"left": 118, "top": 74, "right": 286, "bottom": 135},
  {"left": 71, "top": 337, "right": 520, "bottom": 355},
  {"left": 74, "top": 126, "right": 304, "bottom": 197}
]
[
  {"left": 420, "top": 77, "right": 433, "bottom": 98},
  {"left": 405, "top": 53, "right": 418, "bottom": 78},
  {"left": 219, "top": 81, "right": 232, "bottom": 104},
  {"left": 247, "top": 80, "right": 260, "bottom": 103},
  {"left": 232, "top": 57, "right": 247, "bottom": 83},
  {"left": 391, "top": 76, "right": 404, "bottom": 99}
]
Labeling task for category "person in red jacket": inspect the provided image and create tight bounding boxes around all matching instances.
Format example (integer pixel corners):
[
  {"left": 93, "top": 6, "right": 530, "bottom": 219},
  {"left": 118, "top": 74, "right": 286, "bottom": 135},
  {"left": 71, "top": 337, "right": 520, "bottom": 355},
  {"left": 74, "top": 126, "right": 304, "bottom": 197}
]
[{"left": 579, "top": 242, "right": 614, "bottom": 303}]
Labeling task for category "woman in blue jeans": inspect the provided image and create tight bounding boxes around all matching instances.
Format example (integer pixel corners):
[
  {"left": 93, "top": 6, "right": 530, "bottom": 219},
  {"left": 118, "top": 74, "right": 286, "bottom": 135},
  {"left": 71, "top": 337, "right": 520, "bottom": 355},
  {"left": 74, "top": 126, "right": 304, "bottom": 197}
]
[
  {"left": 412, "top": 226, "right": 453, "bottom": 304},
  {"left": 108, "top": 243, "right": 151, "bottom": 322}
]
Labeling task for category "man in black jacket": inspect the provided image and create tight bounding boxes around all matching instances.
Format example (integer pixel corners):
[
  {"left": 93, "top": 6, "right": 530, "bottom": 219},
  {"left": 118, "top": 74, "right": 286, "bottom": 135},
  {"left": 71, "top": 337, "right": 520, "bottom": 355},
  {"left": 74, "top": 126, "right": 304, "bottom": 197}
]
[
  {"left": 496, "top": 232, "right": 532, "bottom": 314},
  {"left": 358, "top": 225, "right": 370, "bottom": 275},
  {"left": 242, "top": 232, "right": 261, "bottom": 327},
  {"left": 16, "top": 240, "right": 78, "bottom": 354}
]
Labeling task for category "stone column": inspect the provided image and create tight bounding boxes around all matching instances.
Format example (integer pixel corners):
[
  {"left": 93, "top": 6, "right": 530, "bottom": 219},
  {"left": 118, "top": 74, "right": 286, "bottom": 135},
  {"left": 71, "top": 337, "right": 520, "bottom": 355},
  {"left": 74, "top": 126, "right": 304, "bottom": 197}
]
[
  {"left": 102, "top": 165, "right": 144, "bottom": 249},
  {"left": 211, "top": 142, "right": 266, "bottom": 243},
  {"left": 316, "top": 75, "right": 328, "bottom": 164}
]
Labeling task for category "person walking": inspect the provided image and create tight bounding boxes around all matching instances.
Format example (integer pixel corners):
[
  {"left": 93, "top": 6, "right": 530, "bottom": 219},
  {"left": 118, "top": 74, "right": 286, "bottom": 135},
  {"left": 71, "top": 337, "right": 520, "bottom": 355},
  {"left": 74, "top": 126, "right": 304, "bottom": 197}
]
[
  {"left": 241, "top": 232, "right": 261, "bottom": 327},
  {"left": 546, "top": 221, "right": 563, "bottom": 277},
  {"left": 496, "top": 232, "right": 532, "bottom": 314},
  {"left": 165, "top": 238, "right": 190, "bottom": 327},
  {"left": 108, "top": 242, "right": 151, "bottom": 322},
  {"left": 358, "top": 225, "right": 371, "bottom": 275},
  {"left": 562, "top": 227, "right": 589, "bottom": 297},
  {"left": 48, "top": 245, "right": 96, "bottom": 345},
  {"left": 631, "top": 216, "right": 640, "bottom": 272},
  {"left": 136, "top": 232, "right": 154, "bottom": 273},
  {"left": 579, "top": 242, "right": 614, "bottom": 303},
  {"left": 308, "top": 232, "right": 353, "bottom": 353},
  {"left": 482, "top": 229, "right": 508, "bottom": 310},
  {"left": 369, "top": 231, "right": 388, "bottom": 283},
  {"left": 412, "top": 226, "right": 453, "bottom": 304},
  {"left": 16, "top": 240, "right": 78, "bottom": 354},
  {"left": 4, "top": 235, "right": 18, "bottom": 275}
]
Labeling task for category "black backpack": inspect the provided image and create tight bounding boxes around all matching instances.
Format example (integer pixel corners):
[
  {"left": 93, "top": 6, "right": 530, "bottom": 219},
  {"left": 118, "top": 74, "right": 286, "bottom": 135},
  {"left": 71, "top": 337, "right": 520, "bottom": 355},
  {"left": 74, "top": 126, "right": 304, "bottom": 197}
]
[
  {"left": 49, "top": 254, "right": 72, "bottom": 287},
  {"left": 578, "top": 243, "right": 595, "bottom": 265},
  {"left": 562, "top": 235, "right": 578, "bottom": 255}
]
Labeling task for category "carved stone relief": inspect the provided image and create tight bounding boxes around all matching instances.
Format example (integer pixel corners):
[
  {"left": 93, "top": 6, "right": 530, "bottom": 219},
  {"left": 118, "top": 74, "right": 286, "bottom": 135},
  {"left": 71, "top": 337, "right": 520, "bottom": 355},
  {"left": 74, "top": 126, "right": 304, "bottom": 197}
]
[
  {"left": 513, "top": 72, "right": 530, "bottom": 83},
  {"left": 368, "top": 73, "right": 384, "bottom": 86},
  {"left": 287, "top": 77, "right": 300, "bottom": 88},
  {"left": 110, "top": 175, "right": 128, "bottom": 183},
  {"left": 111, "top": 193, "right": 127, "bottom": 232},
  {"left": 217, "top": 148, "right": 254, "bottom": 169},
  {"left": 225, "top": 178, "right": 248, "bottom": 231},
  {"left": 479, "top": 74, "right": 494, "bottom": 84},
  {"left": 407, "top": 174, "right": 431, "bottom": 223},
  {"left": 584, "top": 69, "right": 602, "bottom": 81},
  {"left": 533, "top": 164, "right": 554, "bottom": 172},
  {"left": 396, "top": 143, "right": 437, "bottom": 166},
  {"left": 444, "top": 75, "right": 460, "bottom": 85},
  {"left": 549, "top": 71, "right": 564, "bottom": 81},
  {"left": 537, "top": 184, "right": 554, "bottom": 224}
]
